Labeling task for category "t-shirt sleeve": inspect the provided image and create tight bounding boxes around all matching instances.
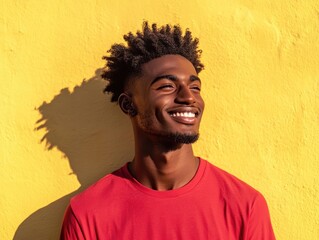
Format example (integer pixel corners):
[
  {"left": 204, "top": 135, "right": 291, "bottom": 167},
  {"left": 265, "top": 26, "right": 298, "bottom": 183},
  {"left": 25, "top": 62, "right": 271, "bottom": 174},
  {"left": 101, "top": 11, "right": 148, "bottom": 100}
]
[
  {"left": 246, "top": 193, "right": 276, "bottom": 240},
  {"left": 60, "top": 205, "right": 85, "bottom": 240}
]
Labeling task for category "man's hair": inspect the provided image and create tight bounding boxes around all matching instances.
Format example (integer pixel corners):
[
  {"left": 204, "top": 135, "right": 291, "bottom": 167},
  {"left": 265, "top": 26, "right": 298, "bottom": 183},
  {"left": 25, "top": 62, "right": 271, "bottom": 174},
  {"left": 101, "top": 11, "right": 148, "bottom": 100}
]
[{"left": 102, "top": 21, "right": 204, "bottom": 102}]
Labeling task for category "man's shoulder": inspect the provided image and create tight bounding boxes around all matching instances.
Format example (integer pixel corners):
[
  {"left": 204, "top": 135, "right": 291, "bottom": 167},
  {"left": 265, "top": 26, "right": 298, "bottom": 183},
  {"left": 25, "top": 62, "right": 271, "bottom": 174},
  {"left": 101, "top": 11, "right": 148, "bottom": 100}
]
[
  {"left": 69, "top": 164, "right": 130, "bottom": 211},
  {"left": 203, "top": 159, "right": 261, "bottom": 200}
]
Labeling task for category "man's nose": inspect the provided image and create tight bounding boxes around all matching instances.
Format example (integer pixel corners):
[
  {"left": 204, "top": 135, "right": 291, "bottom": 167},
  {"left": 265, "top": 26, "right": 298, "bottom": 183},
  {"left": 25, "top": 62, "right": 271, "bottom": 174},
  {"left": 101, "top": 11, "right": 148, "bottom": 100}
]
[{"left": 175, "top": 85, "right": 196, "bottom": 104}]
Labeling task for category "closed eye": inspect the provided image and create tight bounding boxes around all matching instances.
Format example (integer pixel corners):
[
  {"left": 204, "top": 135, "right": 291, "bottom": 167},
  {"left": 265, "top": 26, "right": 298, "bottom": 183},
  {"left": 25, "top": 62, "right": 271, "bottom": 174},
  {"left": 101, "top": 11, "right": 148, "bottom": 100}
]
[
  {"left": 191, "top": 86, "right": 201, "bottom": 90},
  {"left": 157, "top": 84, "right": 174, "bottom": 90},
  {"left": 190, "top": 84, "right": 201, "bottom": 92}
]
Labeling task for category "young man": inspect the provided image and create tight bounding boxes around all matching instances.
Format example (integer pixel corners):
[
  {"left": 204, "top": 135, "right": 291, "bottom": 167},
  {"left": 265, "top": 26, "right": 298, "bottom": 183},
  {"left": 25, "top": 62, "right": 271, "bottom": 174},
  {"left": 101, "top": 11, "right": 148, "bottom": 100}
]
[{"left": 60, "top": 22, "right": 275, "bottom": 239}]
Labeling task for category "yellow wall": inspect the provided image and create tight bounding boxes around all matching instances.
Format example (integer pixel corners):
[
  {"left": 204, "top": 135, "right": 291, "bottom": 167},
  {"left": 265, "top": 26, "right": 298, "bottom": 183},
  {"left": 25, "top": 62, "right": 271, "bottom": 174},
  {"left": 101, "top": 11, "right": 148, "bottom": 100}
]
[{"left": 1, "top": 0, "right": 319, "bottom": 239}]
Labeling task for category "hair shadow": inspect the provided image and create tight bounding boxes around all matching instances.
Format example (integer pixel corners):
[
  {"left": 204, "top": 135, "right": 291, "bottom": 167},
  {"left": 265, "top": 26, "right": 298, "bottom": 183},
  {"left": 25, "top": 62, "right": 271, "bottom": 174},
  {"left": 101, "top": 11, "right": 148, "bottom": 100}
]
[{"left": 14, "top": 69, "right": 134, "bottom": 239}]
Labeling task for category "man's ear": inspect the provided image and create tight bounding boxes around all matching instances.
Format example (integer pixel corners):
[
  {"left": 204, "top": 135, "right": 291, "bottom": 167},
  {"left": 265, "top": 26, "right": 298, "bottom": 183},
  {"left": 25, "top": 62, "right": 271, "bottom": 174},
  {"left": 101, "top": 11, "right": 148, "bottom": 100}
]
[{"left": 118, "top": 93, "right": 137, "bottom": 117}]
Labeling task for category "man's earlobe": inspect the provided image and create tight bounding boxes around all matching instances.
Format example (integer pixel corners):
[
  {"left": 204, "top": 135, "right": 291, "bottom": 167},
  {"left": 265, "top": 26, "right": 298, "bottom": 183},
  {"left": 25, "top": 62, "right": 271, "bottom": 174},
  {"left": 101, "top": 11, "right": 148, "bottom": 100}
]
[{"left": 118, "top": 93, "right": 137, "bottom": 117}]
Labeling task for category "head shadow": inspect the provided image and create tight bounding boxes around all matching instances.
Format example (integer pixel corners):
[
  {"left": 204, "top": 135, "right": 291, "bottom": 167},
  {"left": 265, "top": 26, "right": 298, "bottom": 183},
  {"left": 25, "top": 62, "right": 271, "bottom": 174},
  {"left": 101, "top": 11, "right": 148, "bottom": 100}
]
[{"left": 14, "top": 68, "right": 134, "bottom": 239}]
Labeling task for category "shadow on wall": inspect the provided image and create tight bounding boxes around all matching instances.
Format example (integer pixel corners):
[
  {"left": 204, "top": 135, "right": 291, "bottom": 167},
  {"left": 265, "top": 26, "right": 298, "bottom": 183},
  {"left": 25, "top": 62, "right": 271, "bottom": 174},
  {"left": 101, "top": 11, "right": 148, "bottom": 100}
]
[{"left": 14, "top": 69, "right": 134, "bottom": 240}]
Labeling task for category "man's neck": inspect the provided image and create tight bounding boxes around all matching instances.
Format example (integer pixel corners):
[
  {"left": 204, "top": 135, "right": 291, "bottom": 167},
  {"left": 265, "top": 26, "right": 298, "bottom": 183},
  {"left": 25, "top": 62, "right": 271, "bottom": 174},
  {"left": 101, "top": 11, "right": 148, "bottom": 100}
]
[{"left": 130, "top": 140, "right": 199, "bottom": 191}]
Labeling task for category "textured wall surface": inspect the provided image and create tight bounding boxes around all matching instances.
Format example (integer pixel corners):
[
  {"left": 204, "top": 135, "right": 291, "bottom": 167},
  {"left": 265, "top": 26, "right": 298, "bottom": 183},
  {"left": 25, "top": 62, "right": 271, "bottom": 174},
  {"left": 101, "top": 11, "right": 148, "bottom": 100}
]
[{"left": 1, "top": 0, "right": 319, "bottom": 239}]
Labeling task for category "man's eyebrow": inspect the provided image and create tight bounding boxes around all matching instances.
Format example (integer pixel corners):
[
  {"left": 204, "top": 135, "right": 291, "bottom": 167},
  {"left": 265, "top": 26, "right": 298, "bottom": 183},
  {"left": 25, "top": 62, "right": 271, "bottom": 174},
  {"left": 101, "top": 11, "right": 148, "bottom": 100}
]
[
  {"left": 190, "top": 75, "right": 201, "bottom": 83},
  {"left": 151, "top": 74, "right": 201, "bottom": 85}
]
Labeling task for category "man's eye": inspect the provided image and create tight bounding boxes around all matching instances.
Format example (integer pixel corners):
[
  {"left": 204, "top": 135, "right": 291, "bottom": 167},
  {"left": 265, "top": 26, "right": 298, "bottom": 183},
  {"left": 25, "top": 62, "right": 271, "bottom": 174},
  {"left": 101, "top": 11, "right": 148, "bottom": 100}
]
[
  {"left": 191, "top": 86, "right": 201, "bottom": 91},
  {"left": 157, "top": 85, "right": 174, "bottom": 90}
]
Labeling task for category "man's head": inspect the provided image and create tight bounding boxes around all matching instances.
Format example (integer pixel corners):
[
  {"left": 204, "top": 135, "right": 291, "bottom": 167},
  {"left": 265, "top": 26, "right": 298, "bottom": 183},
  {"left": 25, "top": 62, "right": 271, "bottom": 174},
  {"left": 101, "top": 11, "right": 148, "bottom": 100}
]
[
  {"left": 102, "top": 21, "right": 204, "bottom": 102},
  {"left": 102, "top": 22, "right": 204, "bottom": 145}
]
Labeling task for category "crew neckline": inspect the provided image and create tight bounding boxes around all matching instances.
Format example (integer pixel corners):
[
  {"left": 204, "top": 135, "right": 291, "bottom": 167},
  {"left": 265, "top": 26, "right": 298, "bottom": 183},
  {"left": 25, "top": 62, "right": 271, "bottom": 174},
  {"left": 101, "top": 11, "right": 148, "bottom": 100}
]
[{"left": 121, "top": 158, "right": 207, "bottom": 198}]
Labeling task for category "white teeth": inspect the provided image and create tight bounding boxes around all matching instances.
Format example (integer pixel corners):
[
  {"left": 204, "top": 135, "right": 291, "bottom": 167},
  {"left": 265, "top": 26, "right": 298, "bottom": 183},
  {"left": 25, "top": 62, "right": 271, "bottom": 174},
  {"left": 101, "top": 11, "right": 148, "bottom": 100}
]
[{"left": 170, "top": 112, "right": 195, "bottom": 118}]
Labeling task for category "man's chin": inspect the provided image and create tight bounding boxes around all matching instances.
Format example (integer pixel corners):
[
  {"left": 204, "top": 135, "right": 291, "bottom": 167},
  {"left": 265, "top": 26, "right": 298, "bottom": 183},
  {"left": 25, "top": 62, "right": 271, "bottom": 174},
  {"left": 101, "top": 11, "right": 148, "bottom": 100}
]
[{"left": 166, "top": 132, "right": 199, "bottom": 144}]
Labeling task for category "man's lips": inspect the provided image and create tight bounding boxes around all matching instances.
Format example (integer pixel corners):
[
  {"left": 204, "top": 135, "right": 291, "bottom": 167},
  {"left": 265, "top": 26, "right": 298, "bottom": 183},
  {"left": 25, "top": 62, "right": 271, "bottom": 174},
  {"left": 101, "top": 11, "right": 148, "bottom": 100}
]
[{"left": 167, "top": 107, "right": 200, "bottom": 125}]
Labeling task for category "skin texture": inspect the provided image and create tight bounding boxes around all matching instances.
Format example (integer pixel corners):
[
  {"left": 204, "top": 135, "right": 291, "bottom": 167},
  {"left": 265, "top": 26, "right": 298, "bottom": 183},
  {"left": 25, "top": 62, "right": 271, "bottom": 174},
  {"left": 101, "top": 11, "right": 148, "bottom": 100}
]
[{"left": 119, "top": 54, "right": 205, "bottom": 191}]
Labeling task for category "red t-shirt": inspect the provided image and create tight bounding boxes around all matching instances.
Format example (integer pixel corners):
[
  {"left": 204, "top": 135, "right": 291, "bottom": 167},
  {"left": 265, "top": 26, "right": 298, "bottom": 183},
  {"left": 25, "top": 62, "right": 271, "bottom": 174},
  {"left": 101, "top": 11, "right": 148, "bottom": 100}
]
[{"left": 60, "top": 159, "right": 275, "bottom": 239}]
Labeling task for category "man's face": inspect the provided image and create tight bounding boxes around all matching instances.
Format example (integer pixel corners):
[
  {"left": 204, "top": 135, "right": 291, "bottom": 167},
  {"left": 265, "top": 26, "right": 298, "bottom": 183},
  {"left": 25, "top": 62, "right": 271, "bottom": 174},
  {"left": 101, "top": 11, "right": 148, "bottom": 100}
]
[{"left": 129, "top": 54, "right": 205, "bottom": 144}]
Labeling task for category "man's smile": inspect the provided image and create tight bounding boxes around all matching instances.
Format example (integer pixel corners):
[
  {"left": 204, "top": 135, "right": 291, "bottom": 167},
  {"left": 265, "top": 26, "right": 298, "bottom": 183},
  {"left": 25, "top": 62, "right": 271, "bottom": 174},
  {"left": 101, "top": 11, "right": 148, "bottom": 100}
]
[
  {"left": 169, "top": 112, "right": 195, "bottom": 118},
  {"left": 167, "top": 107, "right": 201, "bottom": 125}
]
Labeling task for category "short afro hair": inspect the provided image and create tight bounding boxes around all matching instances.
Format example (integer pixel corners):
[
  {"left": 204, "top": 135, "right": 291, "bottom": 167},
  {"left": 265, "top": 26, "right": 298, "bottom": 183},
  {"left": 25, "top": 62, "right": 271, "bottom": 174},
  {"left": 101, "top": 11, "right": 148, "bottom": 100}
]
[{"left": 102, "top": 21, "right": 204, "bottom": 102}]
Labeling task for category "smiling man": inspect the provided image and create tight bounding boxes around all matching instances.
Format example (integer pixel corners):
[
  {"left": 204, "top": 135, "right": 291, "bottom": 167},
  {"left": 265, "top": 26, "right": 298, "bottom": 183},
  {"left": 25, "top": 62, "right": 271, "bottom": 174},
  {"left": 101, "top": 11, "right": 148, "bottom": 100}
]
[{"left": 60, "top": 22, "right": 276, "bottom": 239}]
